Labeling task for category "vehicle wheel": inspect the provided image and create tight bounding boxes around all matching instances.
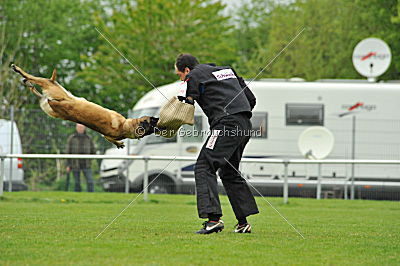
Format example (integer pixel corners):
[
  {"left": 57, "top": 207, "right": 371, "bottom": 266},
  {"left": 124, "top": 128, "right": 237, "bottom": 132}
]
[
  {"left": 100, "top": 175, "right": 127, "bottom": 192},
  {"left": 148, "top": 175, "right": 175, "bottom": 194}
]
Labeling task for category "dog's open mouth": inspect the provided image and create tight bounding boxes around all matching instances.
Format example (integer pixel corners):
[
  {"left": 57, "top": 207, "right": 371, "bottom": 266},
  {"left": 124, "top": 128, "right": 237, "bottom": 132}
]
[{"left": 138, "top": 117, "right": 160, "bottom": 137}]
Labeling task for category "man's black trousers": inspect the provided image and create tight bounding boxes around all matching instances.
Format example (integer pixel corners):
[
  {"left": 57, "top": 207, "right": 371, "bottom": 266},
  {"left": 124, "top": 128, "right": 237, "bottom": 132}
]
[{"left": 194, "top": 112, "right": 259, "bottom": 219}]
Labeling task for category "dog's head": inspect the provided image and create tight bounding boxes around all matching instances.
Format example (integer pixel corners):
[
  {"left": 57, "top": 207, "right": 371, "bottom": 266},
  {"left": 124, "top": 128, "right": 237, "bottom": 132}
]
[
  {"left": 11, "top": 64, "right": 58, "bottom": 89},
  {"left": 137, "top": 116, "right": 160, "bottom": 137}
]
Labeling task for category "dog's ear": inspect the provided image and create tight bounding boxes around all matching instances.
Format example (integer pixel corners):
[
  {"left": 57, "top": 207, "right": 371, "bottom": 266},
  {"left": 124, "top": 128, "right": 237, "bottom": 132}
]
[{"left": 50, "top": 68, "right": 57, "bottom": 81}]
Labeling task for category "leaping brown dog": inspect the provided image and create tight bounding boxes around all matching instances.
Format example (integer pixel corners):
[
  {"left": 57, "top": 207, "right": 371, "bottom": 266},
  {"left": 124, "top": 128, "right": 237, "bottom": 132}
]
[{"left": 11, "top": 64, "right": 158, "bottom": 148}]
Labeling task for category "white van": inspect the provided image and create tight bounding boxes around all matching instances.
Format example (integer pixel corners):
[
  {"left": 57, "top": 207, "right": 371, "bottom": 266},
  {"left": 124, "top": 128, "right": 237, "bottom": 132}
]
[
  {"left": 0, "top": 119, "right": 26, "bottom": 190},
  {"left": 100, "top": 79, "right": 400, "bottom": 199}
]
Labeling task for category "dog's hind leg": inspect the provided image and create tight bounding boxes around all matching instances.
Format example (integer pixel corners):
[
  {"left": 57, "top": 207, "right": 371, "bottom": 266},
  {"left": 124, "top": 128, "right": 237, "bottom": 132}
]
[
  {"left": 11, "top": 64, "right": 48, "bottom": 86},
  {"left": 12, "top": 64, "right": 38, "bottom": 80},
  {"left": 104, "top": 135, "right": 125, "bottom": 149}
]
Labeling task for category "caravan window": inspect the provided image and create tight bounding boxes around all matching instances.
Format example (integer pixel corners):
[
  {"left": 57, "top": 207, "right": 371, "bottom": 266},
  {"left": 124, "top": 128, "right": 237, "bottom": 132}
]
[
  {"left": 250, "top": 112, "right": 268, "bottom": 138},
  {"left": 181, "top": 115, "right": 203, "bottom": 143},
  {"left": 286, "top": 103, "right": 324, "bottom": 126}
]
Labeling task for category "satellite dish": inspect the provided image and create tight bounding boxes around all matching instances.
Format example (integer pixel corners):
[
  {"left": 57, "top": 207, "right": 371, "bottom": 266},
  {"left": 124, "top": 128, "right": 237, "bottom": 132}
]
[
  {"left": 352, "top": 38, "right": 391, "bottom": 82},
  {"left": 298, "top": 126, "right": 334, "bottom": 159}
]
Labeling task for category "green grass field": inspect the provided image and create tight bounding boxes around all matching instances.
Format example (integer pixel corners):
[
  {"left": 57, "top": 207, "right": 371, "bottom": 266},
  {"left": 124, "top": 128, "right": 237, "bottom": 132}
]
[{"left": 1, "top": 192, "right": 399, "bottom": 265}]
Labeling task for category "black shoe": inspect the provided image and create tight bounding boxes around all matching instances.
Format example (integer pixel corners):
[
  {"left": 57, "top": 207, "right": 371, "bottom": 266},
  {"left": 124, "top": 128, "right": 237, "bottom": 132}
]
[
  {"left": 234, "top": 223, "right": 251, "bottom": 233},
  {"left": 196, "top": 220, "right": 224, "bottom": 234}
]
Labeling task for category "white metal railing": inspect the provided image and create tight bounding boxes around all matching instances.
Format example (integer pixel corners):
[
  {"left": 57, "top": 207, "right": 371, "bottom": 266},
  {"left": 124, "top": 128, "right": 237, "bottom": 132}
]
[{"left": 2, "top": 154, "right": 400, "bottom": 203}]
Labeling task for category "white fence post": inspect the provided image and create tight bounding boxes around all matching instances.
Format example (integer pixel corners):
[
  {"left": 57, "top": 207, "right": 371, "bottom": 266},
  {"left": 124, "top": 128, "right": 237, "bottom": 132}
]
[
  {"left": 125, "top": 140, "right": 130, "bottom": 194},
  {"left": 8, "top": 105, "right": 14, "bottom": 192},
  {"left": 0, "top": 158, "right": 4, "bottom": 196},
  {"left": 350, "top": 162, "right": 355, "bottom": 200},
  {"left": 350, "top": 115, "right": 356, "bottom": 200},
  {"left": 344, "top": 172, "right": 349, "bottom": 200},
  {"left": 143, "top": 157, "right": 149, "bottom": 202},
  {"left": 283, "top": 161, "right": 289, "bottom": 204},
  {"left": 317, "top": 163, "right": 322, "bottom": 200}
]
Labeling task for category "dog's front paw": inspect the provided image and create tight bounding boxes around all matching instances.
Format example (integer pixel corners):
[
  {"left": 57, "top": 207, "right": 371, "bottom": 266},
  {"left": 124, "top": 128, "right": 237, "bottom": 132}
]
[
  {"left": 115, "top": 141, "right": 125, "bottom": 149},
  {"left": 116, "top": 143, "right": 125, "bottom": 149}
]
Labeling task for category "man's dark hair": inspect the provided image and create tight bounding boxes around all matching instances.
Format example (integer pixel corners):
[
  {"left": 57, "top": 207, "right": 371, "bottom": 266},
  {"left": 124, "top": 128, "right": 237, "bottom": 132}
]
[{"left": 175, "top": 54, "right": 199, "bottom": 72}]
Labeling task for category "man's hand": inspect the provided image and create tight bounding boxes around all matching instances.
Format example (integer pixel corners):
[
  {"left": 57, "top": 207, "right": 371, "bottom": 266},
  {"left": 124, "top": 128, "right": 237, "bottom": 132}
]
[
  {"left": 186, "top": 96, "right": 194, "bottom": 105},
  {"left": 178, "top": 96, "right": 194, "bottom": 105}
]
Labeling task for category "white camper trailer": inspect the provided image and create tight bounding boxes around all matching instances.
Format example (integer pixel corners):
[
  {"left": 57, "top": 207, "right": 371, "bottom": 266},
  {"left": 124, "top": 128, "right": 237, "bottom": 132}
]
[
  {"left": 0, "top": 119, "right": 26, "bottom": 191},
  {"left": 100, "top": 79, "right": 400, "bottom": 199}
]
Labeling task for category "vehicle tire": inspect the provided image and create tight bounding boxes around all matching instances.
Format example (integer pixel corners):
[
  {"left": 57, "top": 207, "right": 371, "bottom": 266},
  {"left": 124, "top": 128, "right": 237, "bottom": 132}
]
[
  {"left": 148, "top": 174, "right": 175, "bottom": 194},
  {"left": 100, "top": 175, "right": 127, "bottom": 192}
]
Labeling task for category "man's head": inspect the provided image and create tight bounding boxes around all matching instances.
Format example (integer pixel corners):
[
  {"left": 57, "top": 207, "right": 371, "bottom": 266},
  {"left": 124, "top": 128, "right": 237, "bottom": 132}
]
[
  {"left": 76, "top": 124, "right": 86, "bottom": 134},
  {"left": 175, "top": 54, "right": 199, "bottom": 81}
]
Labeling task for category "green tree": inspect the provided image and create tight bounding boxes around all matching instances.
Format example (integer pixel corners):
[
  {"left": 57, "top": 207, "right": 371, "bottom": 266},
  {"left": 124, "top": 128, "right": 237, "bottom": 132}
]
[
  {"left": 389, "top": 0, "right": 400, "bottom": 75},
  {"left": 78, "top": 0, "right": 236, "bottom": 112},
  {"left": 0, "top": 0, "right": 107, "bottom": 188},
  {"left": 232, "top": 0, "right": 275, "bottom": 75},
  {"left": 0, "top": 24, "right": 27, "bottom": 116},
  {"left": 392, "top": 1, "right": 400, "bottom": 23},
  {"left": 0, "top": 0, "right": 103, "bottom": 105},
  {"left": 241, "top": 0, "right": 399, "bottom": 80}
]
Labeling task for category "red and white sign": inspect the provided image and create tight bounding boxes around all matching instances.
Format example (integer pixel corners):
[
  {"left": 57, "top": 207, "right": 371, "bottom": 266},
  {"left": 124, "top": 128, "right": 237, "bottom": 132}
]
[
  {"left": 212, "top": 69, "right": 236, "bottom": 81},
  {"left": 352, "top": 38, "right": 391, "bottom": 79},
  {"left": 177, "top": 81, "right": 187, "bottom": 97},
  {"left": 206, "top": 130, "right": 221, "bottom": 150}
]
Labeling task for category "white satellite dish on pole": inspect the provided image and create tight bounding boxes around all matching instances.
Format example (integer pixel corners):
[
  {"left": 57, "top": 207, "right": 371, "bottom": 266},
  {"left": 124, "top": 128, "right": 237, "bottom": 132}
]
[
  {"left": 352, "top": 38, "right": 391, "bottom": 82},
  {"left": 298, "top": 126, "right": 334, "bottom": 159}
]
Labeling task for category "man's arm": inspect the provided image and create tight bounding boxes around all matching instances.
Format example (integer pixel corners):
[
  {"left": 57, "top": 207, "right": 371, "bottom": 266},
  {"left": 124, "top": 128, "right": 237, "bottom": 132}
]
[
  {"left": 232, "top": 68, "right": 256, "bottom": 110},
  {"left": 183, "top": 71, "right": 201, "bottom": 103},
  {"left": 243, "top": 83, "right": 256, "bottom": 110}
]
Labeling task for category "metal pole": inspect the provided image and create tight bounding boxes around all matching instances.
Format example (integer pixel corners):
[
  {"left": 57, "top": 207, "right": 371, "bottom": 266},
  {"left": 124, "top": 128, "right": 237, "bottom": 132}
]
[
  {"left": 125, "top": 140, "right": 130, "bottom": 194},
  {"left": 125, "top": 109, "right": 132, "bottom": 194},
  {"left": 283, "top": 161, "right": 289, "bottom": 204},
  {"left": 143, "top": 158, "right": 149, "bottom": 202},
  {"left": 317, "top": 163, "right": 322, "bottom": 200},
  {"left": 350, "top": 115, "right": 356, "bottom": 200},
  {"left": 344, "top": 173, "right": 348, "bottom": 200},
  {"left": 8, "top": 105, "right": 14, "bottom": 192},
  {"left": 0, "top": 158, "right": 4, "bottom": 196},
  {"left": 176, "top": 129, "right": 182, "bottom": 192}
]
